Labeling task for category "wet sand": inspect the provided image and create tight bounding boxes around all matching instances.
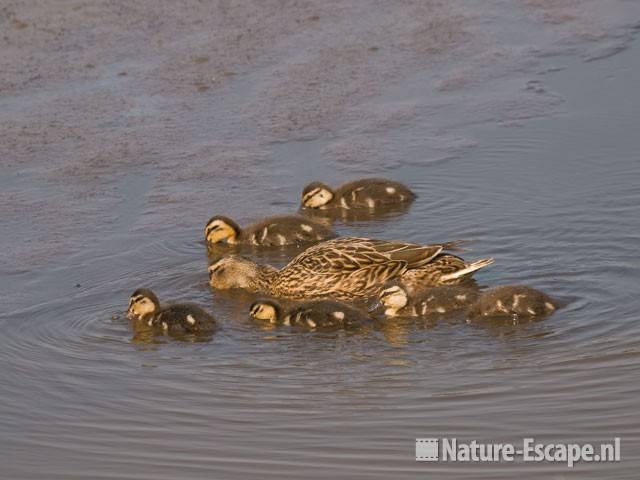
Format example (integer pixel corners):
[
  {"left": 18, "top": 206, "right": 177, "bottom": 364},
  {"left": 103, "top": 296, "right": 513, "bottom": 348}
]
[{"left": 1, "top": 1, "right": 640, "bottom": 479}]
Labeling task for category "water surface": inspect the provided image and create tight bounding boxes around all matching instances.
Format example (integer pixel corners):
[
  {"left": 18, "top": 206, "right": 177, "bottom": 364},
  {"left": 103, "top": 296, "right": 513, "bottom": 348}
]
[{"left": 1, "top": 2, "right": 640, "bottom": 478}]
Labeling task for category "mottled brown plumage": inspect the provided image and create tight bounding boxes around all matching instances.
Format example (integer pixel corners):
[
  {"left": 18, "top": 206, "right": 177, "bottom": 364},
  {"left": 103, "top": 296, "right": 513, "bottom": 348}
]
[{"left": 209, "top": 237, "right": 465, "bottom": 300}]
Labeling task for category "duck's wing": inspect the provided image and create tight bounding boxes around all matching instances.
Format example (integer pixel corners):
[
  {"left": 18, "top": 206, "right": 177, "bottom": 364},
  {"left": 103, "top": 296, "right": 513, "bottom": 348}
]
[
  {"left": 278, "top": 238, "right": 460, "bottom": 299},
  {"left": 359, "top": 238, "right": 446, "bottom": 268},
  {"left": 331, "top": 260, "right": 406, "bottom": 294},
  {"left": 288, "top": 237, "right": 408, "bottom": 274}
]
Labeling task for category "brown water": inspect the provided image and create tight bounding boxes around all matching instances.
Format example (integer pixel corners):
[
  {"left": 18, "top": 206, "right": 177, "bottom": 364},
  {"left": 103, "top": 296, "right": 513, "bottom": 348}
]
[{"left": 2, "top": 1, "right": 640, "bottom": 478}]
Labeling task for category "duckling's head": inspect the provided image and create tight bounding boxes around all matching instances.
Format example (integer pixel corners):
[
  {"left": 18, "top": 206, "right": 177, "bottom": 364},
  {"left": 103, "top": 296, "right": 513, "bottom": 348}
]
[
  {"left": 127, "top": 288, "right": 160, "bottom": 321},
  {"left": 205, "top": 216, "right": 241, "bottom": 244},
  {"left": 208, "top": 255, "right": 267, "bottom": 291},
  {"left": 301, "top": 181, "right": 334, "bottom": 209},
  {"left": 379, "top": 284, "right": 409, "bottom": 311},
  {"left": 249, "top": 300, "right": 281, "bottom": 324}
]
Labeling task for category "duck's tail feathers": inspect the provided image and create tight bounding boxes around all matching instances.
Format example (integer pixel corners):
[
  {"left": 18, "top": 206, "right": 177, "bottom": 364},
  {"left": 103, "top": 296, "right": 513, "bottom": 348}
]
[
  {"left": 440, "top": 240, "right": 471, "bottom": 252},
  {"left": 440, "top": 257, "right": 494, "bottom": 281}
]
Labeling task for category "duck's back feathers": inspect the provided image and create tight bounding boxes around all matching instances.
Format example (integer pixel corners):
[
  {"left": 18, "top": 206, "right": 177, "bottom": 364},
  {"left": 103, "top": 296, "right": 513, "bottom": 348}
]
[
  {"left": 242, "top": 216, "right": 336, "bottom": 247},
  {"left": 335, "top": 178, "right": 416, "bottom": 209},
  {"left": 271, "top": 237, "right": 458, "bottom": 300},
  {"left": 154, "top": 304, "right": 217, "bottom": 335},
  {"left": 468, "top": 285, "right": 556, "bottom": 319},
  {"left": 294, "top": 237, "right": 446, "bottom": 269},
  {"left": 411, "top": 285, "right": 479, "bottom": 316},
  {"left": 284, "top": 299, "right": 371, "bottom": 330}
]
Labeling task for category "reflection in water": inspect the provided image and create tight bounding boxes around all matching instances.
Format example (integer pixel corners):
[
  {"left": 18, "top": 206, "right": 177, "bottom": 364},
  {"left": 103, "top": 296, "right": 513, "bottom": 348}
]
[
  {"left": 376, "top": 316, "right": 437, "bottom": 347},
  {"left": 119, "top": 312, "right": 215, "bottom": 344},
  {"left": 300, "top": 201, "right": 414, "bottom": 225},
  {"left": 465, "top": 314, "right": 557, "bottom": 340},
  {"left": 129, "top": 318, "right": 164, "bottom": 345},
  {"left": 129, "top": 319, "right": 215, "bottom": 344}
]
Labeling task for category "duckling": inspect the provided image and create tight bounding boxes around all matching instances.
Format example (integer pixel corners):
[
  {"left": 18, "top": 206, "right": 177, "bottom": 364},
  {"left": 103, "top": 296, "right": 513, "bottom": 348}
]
[
  {"left": 208, "top": 236, "right": 470, "bottom": 301},
  {"left": 301, "top": 178, "right": 415, "bottom": 210},
  {"left": 127, "top": 288, "right": 217, "bottom": 335},
  {"left": 467, "top": 285, "right": 557, "bottom": 319},
  {"left": 401, "top": 254, "right": 494, "bottom": 294},
  {"left": 205, "top": 215, "right": 336, "bottom": 247},
  {"left": 249, "top": 299, "right": 371, "bottom": 331},
  {"left": 378, "top": 283, "right": 479, "bottom": 318}
]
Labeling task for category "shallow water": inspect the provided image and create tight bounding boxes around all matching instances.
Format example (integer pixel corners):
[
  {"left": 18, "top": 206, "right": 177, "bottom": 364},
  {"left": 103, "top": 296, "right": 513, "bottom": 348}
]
[{"left": 2, "top": 1, "right": 640, "bottom": 478}]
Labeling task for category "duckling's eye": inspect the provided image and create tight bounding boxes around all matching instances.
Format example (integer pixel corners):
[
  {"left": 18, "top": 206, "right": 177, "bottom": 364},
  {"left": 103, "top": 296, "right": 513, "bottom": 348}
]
[
  {"left": 303, "top": 188, "right": 322, "bottom": 204},
  {"left": 380, "top": 287, "right": 399, "bottom": 298},
  {"left": 206, "top": 223, "right": 222, "bottom": 234},
  {"left": 209, "top": 263, "right": 225, "bottom": 275}
]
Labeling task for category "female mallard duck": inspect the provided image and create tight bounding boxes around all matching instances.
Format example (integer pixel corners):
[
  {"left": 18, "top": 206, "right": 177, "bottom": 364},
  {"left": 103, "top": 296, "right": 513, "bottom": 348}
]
[
  {"left": 301, "top": 178, "right": 415, "bottom": 210},
  {"left": 378, "top": 283, "right": 479, "bottom": 318},
  {"left": 467, "top": 285, "right": 557, "bottom": 319},
  {"left": 208, "top": 237, "right": 484, "bottom": 301},
  {"left": 249, "top": 299, "right": 372, "bottom": 331},
  {"left": 127, "top": 288, "right": 217, "bottom": 335},
  {"left": 400, "top": 254, "right": 494, "bottom": 294},
  {"left": 205, "top": 215, "right": 336, "bottom": 247}
]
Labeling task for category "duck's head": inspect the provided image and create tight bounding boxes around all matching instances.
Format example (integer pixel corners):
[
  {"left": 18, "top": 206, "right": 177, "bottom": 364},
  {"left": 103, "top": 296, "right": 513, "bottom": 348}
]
[
  {"left": 208, "top": 255, "right": 265, "bottom": 290},
  {"left": 379, "top": 283, "right": 409, "bottom": 313},
  {"left": 301, "top": 181, "right": 334, "bottom": 209},
  {"left": 204, "top": 216, "right": 241, "bottom": 244},
  {"left": 127, "top": 288, "right": 160, "bottom": 321},
  {"left": 249, "top": 299, "right": 281, "bottom": 324}
]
